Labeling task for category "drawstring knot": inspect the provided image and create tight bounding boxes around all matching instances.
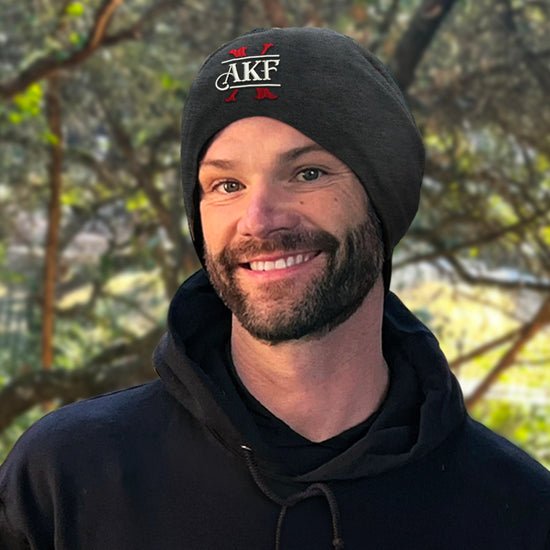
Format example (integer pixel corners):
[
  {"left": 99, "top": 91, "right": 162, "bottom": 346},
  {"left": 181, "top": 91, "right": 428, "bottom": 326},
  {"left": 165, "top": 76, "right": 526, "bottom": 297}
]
[{"left": 242, "top": 445, "right": 345, "bottom": 550}]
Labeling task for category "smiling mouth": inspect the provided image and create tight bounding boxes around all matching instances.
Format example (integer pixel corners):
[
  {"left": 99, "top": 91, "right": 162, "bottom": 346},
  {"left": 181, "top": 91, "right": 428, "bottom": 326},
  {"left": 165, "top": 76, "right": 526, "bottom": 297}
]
[{"left": 242, "top": 252, "right": 320, "bottom": 272}]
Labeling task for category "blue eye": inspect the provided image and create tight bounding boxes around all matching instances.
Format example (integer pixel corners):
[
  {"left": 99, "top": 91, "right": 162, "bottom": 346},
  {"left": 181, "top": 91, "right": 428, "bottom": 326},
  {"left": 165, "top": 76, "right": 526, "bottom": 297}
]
[{"left": 298, "top": 168, "right": 324, "bottom": 182}]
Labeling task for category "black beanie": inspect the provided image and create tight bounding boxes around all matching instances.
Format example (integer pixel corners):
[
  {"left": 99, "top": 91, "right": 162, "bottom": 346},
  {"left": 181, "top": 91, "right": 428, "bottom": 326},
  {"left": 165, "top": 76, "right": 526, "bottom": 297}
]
[{"left": 180, "top": 27, "right": 425, "bottom": 288}]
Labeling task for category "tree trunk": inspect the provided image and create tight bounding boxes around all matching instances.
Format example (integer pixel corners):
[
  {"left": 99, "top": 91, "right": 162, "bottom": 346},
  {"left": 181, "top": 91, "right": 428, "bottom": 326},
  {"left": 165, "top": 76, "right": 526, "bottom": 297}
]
[{"left": 41, "top": 74, "right": 63, "bottom": 369}]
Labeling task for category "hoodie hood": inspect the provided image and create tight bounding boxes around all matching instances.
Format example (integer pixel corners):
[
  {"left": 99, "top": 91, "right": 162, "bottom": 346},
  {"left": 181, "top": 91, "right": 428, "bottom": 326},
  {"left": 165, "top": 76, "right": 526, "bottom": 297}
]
[{"left": 154, "top": 270, "right": 466, "bottom": 482}]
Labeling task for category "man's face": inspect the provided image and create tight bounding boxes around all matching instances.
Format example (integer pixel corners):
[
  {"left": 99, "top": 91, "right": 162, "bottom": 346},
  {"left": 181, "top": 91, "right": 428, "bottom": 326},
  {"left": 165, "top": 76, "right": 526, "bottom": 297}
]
[{"left": 198, "top": 117, "right": 383, "bottom": 343}]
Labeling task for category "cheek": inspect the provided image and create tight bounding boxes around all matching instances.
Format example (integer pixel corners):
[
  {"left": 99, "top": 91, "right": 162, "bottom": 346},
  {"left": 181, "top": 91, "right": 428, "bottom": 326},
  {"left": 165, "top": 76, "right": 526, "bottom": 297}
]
[
  {"left": 199, "top": 203, "right": 237, "bottom": 254},
  {"left": 199, "top": 203, "right": 218, "bottom": 253},
  {"left": 326, "top": 188, "right": 369, "bottom": 230},
  {"left": 346, "top": 182, "right": 370, "bottom": 223}
]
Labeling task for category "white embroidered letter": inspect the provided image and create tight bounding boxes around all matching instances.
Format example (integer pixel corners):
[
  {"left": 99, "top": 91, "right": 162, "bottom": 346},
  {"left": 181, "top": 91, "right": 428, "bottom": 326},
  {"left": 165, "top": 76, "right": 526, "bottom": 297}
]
[
  {"left": 215, "top": 63, "right": 241, "bottom": 91},
  {"left": 242, "top": 61, "right": 263, "bottom": 81},
  {"left": 262, "top": 59, "right": 280, "bottom": 81}
]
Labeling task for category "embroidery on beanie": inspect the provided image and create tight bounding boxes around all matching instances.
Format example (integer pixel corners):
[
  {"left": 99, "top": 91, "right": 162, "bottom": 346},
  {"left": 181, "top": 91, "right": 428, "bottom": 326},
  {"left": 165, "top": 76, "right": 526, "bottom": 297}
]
[{"left": 215, "top": 43, "right": 280, "bottom": 102}]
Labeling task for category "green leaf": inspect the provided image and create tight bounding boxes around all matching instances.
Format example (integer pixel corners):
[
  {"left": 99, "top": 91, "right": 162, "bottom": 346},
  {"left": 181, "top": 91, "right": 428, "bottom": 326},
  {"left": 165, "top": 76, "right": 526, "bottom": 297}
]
[
  {"left": 61, "top": 188, "right": 81, "bottom": 206},
  {"left": 161, "top": 74, "right": 173, "bottom": 89},
  {"left": 9, "top": 113, "right": 22, "bottom": 124},
  {"left": 540, "top": 226, "right": 550, "bottom": 246},
  {"left": 42, "top": 131, "right": 60, "bottom": 145},
  {"left": 12, "top": 83, "right": 43, "bottom": 120},
  {"left": 69, "top": 32, "right": 83, "bottom": 45},
  {"left": 536, "top": 154, "right": 550, "bottom": 173},
  {"left": 66, "top": 2, "right": 85, "bottom": 16},
  {"left": 126, "top": 191, "right": 149, "bottom": 211}
]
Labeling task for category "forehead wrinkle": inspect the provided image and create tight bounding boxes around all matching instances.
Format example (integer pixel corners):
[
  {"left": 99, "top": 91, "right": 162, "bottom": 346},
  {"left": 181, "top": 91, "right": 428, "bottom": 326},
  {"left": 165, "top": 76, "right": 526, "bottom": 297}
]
[
  {"left": 278, "top": 144, "right": 328, "bottom": 164},
  {"left": 200, "top": 143, "right": 329, "bottom": 171},
  {"left": 199, "top": 158, "right": 236, "bottom": 170}
]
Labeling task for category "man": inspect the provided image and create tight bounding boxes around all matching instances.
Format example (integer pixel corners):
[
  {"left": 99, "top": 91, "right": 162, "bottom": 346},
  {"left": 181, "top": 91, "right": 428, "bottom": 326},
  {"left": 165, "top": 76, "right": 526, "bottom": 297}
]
[{"left": 1, "top": 27, "right": 550, "bottom": 549}]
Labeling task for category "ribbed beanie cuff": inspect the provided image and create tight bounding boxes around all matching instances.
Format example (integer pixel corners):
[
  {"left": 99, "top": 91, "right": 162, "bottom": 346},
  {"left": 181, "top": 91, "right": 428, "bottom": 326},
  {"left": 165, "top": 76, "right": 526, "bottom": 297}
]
[{"left": 180, "top": 27, "right": 425, "bottom": 287}]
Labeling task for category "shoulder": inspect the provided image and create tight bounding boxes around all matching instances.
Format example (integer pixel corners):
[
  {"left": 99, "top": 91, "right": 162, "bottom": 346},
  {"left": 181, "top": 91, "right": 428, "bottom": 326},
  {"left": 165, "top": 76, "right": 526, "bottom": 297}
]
[
  {"left": 409, "top": 417, "right": 550, "bottom": 546},
  {"left": 451, "top": 417, "right": 550, "bottom": 503},
  {"left": 0, "top": 380, "right": 175, "bottom": 544},
  {"left": 32, "top": 379, "right": 166, "bottom": 432},
  {"left": 1, "top": 380, "right": 172, "bottom": 475},
  {"left": 461, "top": 417, "right": 550, "bottom": 475}
]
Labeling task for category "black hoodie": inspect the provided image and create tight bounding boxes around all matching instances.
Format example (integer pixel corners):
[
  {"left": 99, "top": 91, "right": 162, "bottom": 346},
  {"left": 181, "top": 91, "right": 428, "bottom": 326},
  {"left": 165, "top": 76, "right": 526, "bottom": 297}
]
[{"left": 1, "top": 270, "right": 550, "bottom": 549}]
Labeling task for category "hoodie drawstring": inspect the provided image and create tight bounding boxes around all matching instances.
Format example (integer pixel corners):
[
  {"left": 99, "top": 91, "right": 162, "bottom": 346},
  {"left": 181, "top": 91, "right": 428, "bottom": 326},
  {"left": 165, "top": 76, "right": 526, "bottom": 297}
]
[{"left": 241, "top": 445, "right": 345, "bottom": 550}]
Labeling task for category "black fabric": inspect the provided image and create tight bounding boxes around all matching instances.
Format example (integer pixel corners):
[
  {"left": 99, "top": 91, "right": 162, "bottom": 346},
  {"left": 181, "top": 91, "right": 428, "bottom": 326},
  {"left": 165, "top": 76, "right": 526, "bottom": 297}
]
[
  {"left": 226, "top": 344, "right": 382, "bottom": 475},
  {"left": 156, "top": 270, "right": 466, "bottom": 483},
  {"left": 2, "top": 270, "right": 550, "bottom": 549}
]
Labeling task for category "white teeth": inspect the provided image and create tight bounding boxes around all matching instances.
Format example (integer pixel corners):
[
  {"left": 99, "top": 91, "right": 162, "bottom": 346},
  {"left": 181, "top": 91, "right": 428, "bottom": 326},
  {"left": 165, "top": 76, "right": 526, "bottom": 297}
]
[{"left": 249, "top": 253, "right": 315, "bottom": 272}]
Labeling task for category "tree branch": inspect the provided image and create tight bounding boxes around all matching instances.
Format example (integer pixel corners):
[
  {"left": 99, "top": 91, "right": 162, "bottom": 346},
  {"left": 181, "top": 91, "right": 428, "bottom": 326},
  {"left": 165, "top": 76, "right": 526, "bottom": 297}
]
[
  {"left": 389, "top": 0, "right": 459, "bottom": 91},
  {"left": 101, "top": 0, "right": 181, "bottom": 46},
  {"left": 448, "top": 328, "right": 521, "bottom": 372},
  {"left": 395, "top": 211, "right": 546, "bottom": 270},
  {"left": 444, "top": 255, "right": 550, "bottom": 292},
  {"left": 87, "top": 0, "right": 124, "bottom": 50},
  {"left": 0, "top": 0, "right": 180, "bottom": 101},
  {"left": 370, "top": 0, "right": 401, "bottom": 54},
  {"left": 0, "top": 327, "right": 164, "bottom": 435},
  {"left": 0, "top": 0, "right": 124, "bottom": 100},
  {"left": 501, "top": 0, "right": 550, "bottom": 93},
  {"left": 104, "top": 114, "right": 174, "bottom": 240},
  {"left": 261, "top": 0, "right": 291, "bottom": 27},
  {"left": 465, "top": 297, "right": 550, "bottom": 409}
]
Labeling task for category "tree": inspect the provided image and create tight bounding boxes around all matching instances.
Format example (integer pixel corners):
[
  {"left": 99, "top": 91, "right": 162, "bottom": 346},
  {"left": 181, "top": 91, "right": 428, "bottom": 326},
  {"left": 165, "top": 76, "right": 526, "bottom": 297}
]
[{"left": 1, "top": 0, "right": 549, "bottom": 464}]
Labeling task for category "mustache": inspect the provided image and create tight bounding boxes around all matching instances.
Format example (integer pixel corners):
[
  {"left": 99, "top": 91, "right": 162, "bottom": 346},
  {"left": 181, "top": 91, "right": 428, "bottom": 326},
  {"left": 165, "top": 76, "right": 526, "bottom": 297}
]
[{"left": 219, "top": 229, "right": 339, "bottom": 264}]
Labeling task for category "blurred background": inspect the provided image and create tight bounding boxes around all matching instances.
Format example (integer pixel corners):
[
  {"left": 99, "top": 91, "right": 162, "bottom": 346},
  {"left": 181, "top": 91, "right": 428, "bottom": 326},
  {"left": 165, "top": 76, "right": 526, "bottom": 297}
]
[{"left": 0, "top": 0, "right": 549, "bottom": 466}]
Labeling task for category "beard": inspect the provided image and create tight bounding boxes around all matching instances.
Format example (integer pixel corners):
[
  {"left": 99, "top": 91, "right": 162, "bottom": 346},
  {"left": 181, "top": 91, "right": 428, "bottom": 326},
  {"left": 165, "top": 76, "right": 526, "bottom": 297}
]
[{"left": 204, "top": 213, "right": 384, "bottom": 344}]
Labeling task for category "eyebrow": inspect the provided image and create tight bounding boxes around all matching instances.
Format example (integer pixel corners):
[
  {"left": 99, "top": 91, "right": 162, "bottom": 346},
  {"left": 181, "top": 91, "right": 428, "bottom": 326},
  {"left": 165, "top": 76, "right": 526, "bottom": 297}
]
[
  {"left": 279, "top": 144, "right": 327, "bottom": 163},
  {"left": 199, "top": 158, "right": 236, "bottom": 169},
  {"left": 199, "top": 143, "right": 328, "bottom": 170}
]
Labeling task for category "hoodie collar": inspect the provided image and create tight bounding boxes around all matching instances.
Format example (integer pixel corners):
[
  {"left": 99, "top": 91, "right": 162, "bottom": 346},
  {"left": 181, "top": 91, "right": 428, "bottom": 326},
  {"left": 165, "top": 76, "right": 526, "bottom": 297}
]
[{"left": 154, "top": 269, "right": 466, "bottom": 480}]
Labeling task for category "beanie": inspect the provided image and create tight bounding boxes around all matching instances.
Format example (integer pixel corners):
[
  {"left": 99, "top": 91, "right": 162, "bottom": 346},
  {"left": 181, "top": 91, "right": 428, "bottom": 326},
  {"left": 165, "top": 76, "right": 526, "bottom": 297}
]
[{"left": 180, "top": 27, "right": 425, "bottom": 289}]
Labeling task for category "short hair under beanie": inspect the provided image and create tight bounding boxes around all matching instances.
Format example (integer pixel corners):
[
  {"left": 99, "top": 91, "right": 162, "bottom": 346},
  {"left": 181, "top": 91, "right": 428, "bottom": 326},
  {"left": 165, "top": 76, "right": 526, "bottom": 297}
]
[{"left": 180, "top": 27, "right": 425, "bottom": 288}]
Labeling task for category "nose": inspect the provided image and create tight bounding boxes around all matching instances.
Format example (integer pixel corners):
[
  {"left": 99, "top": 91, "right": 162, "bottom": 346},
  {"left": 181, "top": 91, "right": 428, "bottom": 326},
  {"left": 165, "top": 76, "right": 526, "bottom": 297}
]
[{"left": 236, "top": 181, "right": 300, "bottom": 239}]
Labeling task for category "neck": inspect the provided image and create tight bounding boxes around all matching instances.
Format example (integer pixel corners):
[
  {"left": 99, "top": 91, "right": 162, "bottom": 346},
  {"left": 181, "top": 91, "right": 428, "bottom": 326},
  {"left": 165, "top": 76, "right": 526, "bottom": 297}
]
[{"left": 230, "top": 278, "right": 389, "bottom": 442}]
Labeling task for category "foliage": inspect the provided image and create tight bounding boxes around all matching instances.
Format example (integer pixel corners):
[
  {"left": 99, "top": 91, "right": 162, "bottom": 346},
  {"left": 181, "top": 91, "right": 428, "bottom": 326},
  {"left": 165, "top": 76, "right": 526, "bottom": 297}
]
[{"left": 0, "top": 0, "right": 549, "bottom": 464}]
